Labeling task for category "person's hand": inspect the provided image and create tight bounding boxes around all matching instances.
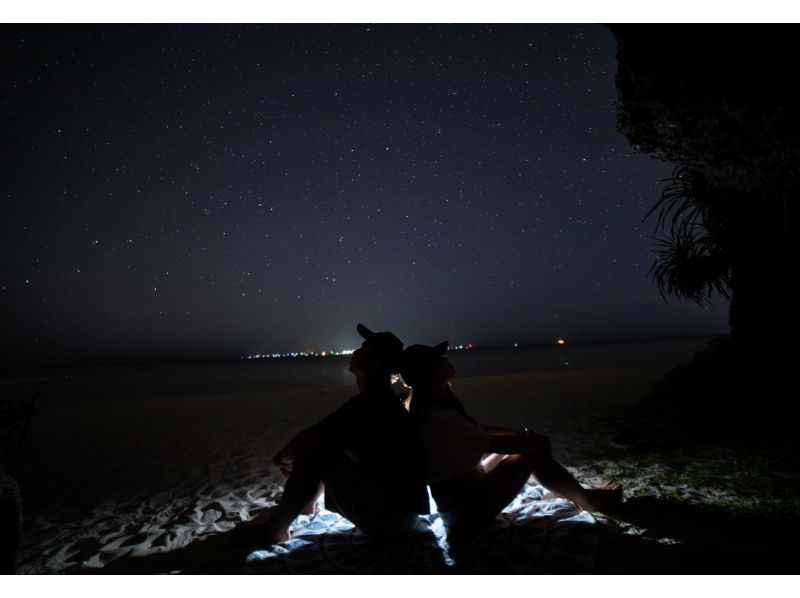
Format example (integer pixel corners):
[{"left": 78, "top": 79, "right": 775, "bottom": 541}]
[{"left": 273, "top": 448, "right": 294, "bottom": 477}]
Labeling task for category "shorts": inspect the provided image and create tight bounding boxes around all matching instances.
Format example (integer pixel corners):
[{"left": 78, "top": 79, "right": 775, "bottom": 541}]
[
  {"left": 322, "top": 454, "right": 421, "bottom": 538},
  {"left": 429, "top": 464, "right": 490, "bottom": 530}
]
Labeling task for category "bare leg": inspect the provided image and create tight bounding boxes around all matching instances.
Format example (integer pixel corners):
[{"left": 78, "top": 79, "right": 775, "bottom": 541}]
[
  {"left": 301, "top": 482, "right": 324, "bottom": 515},
  {"left": 522, "top": 452, "right": 592, "bottom": 506},
  {"left": 473, "top": 454, "right": 540, "bottom": 525},
  {"left": 480, "top": 453, "right": 508, "bottom": 473},
  {"left": 232, "top": 452, "right": 327, "bottom": 551},
  {"left": 530, "top": 453, "right": 622, "bottom": 511},
  {"left": 461, "top": 452, "right": 622, "bottom": 528},
  {"left": 525, "top": 452, "right": 622, "bottom": 511}
]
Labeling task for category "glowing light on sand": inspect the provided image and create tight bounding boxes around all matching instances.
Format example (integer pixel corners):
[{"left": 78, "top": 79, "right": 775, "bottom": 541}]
[{"left": 557, "top": 339, "right": 566, "bottom": 345}]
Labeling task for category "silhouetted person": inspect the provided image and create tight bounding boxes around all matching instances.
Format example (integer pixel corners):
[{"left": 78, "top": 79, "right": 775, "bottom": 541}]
[
  {"left": 235, "top": 324, "right": 429, "bottom": 550},
  {"left": 400, "top": 342, "right": 622, "bottom": 533}
]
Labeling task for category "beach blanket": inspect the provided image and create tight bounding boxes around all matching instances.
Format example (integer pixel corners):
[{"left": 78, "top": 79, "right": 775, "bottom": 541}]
[{"left": 244, "top": 482, "right": 598, "bottom": 574}]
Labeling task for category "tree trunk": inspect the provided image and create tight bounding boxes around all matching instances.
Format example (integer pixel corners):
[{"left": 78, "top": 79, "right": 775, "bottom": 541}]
[{"left": 728, "top": 189, "right": 797, "bottom": 376}]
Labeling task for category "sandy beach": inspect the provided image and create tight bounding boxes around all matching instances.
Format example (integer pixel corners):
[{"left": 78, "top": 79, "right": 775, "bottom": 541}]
[
  {"left": 4, "top": 363, "right": 797, "bottom": 573},
  {"left": 1, "top": 364, "right": 661, "bottom": 573}
]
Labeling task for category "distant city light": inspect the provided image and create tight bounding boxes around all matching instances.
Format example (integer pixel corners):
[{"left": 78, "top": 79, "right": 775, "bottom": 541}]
[
  {"left": 241, "top": 348, "right": 355, "bottom": 360},
  {"left": 447, "top": 343, "right": 474, "bottom": 351},
  {"left": 557, "top": 339, "right": 566, "bottom": 345}
]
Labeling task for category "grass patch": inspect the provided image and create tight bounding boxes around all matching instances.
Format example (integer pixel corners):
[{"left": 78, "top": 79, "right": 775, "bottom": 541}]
[{"left": 573, "top": 443, "right": 800, "bottom": 519}]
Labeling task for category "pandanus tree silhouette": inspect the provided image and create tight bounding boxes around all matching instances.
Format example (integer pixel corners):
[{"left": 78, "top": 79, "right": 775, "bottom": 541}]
[
  {"left": 647, "top": 166, "right": 732, "bottom": 306},
  {"left": 610, "top": 25, "right": 798, "bottom": 363}
]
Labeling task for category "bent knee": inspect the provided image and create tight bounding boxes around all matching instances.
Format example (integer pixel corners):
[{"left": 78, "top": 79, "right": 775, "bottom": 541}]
[{"left": 518, "top": 450, "right": 550, "bottom": 466}]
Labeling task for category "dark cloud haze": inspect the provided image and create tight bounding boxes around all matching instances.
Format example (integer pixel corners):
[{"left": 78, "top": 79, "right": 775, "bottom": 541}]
[{"left": 1, "top": 24, "right": 728, "bottom": 366}]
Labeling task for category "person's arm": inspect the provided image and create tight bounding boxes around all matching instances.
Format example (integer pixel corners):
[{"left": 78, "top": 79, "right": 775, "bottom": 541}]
[
  {"left": 486, "top": 430, "right": 552, "bottom": 455},
  {"left": 273, "top": 427, "right": 325, "bottom": 473},
  {"left": 481, "top": 424, "right": 524, "bottom": 436},
  {"left": 274, "top": 395, "right": 361, "bottom": 474}
]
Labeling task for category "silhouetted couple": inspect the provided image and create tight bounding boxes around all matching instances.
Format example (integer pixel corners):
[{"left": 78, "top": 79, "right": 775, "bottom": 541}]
[{"left": 234, "top": 324, "right": 621, "bottom": 552}]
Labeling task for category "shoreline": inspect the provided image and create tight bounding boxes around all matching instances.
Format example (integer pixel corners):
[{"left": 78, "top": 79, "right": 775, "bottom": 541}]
[
  {"left": 0, "top": 336, "right": 713, "bottom": 404},
  {"left": 0, "top": 334, "right": 721, "bottom": 372}
]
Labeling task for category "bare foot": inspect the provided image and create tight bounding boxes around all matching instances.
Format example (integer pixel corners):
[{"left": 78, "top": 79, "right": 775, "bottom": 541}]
[
  {"left": 576, "top": 481, "right": 623, "bottom": 512},
  {"left": 230, "top": 519, "right": 291, "bottom": 555}
]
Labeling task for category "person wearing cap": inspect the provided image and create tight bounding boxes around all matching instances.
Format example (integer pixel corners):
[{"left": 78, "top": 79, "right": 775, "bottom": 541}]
[
  {"left": 233, "top": 324, "right": 429, "bottom": 550},
  {"left": 400, "top": 341, "right": 622, "bottom": 533}
]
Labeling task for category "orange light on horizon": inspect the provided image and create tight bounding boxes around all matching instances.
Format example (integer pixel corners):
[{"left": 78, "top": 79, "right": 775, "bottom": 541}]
[{"left": 557, "top": 339, "right": 566, "bottom": 345}]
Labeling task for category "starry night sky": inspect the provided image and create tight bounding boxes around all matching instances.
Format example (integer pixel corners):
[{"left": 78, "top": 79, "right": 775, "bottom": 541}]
[{"left": 1, "top": 24, "right": 729, "bottom": 366}]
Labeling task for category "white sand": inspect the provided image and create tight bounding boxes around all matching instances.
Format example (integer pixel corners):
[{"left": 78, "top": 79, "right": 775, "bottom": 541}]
[{"left": 6, "top": 366, "right": 669, "bottom": 573}]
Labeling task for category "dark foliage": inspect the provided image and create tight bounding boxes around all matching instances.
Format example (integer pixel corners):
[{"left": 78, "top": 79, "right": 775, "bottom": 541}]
[
  {"left": 646, "top": 166, "right": 732, "bottom": 305},
  {"left": 610, "top": 25, "right": 800, "bottom": 193},
  {"left": 644, "top": 335, "right": 797, "bottom": 441},
  {"left": 611, "top": 25, "right": 799, "bottom": 358}
]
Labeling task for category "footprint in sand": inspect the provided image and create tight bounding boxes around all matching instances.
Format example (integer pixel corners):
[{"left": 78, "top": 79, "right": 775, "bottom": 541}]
[
  {"left": 65, "top": 536, "right": 102, "bottom": 559},
  {"left": 153, "top": 496, "right": 198, "bottom": 526},
  {"left": 151, "top": 530, "right": 178, "bottom": 548},
  {"left": 118, "top": 532, "right": 152, "bottom": 549},
  {"left": 98, "top": 522, "right": 136, "bottom": 545},
  {"left": 192, "top": 500, "right": 226, "bottom": 525}
]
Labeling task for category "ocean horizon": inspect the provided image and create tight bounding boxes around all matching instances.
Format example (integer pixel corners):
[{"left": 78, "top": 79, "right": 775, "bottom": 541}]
[{"left": 1, "top": 335, "right": 717, "bottom": 402}]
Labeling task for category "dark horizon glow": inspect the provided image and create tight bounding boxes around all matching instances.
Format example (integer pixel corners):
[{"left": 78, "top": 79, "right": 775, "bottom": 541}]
[{"left": 1, "top": 24, "right": 729, "bottom": 367}]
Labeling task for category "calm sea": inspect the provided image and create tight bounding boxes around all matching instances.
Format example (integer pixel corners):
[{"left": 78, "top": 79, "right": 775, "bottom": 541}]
[{"left": 1, "top": 336, "right": 714, "bottom": 401}]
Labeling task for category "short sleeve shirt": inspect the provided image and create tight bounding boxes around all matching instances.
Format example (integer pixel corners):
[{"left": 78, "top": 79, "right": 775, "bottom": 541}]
[
  {"left": 310, "top": 388, "right": 430, "bottom": 515},
  {"left": 418, "top": 407, "right": 493, "bottom": 482}
]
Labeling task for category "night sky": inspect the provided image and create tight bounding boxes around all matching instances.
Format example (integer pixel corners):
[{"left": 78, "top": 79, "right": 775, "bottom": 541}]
[{"left": 1, "top": 24, "right": 729, "bottom": 366}]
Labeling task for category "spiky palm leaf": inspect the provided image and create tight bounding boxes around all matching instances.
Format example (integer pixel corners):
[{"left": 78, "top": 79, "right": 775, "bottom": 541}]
[{"left": 647, "top": 167, "right": 732, "bottom": 304}]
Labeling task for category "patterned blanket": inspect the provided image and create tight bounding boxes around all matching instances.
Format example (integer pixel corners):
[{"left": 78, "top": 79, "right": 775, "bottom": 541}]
[{"left": 244, "top": 482, "right": 598, "bottom": 574}]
